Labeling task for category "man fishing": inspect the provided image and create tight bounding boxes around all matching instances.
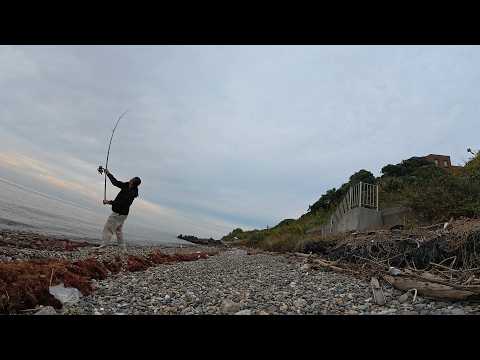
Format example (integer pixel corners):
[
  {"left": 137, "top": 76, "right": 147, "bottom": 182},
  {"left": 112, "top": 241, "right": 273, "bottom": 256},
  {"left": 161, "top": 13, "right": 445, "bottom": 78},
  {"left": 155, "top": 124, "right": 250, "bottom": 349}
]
[{"left": 98, "top": 168, "right": 141, "bottom": 250}]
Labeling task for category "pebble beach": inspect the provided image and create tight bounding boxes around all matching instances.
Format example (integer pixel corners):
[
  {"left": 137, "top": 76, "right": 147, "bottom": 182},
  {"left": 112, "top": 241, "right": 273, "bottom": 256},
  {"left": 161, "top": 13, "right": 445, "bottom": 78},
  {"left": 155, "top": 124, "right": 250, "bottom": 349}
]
[
  {"left": 63, "top": 248, "right": 480, "bottom": 315},
  {"left": 1, "top": 229, "right": 480, "bottom": 315}
]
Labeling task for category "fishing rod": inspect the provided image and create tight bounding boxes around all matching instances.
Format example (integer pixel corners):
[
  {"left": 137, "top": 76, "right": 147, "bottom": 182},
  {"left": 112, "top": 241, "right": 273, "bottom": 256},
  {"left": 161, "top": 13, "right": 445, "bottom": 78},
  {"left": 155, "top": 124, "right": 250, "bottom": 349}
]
[{"left": 98, "top": 110, "right": 129, "bottom": 201}]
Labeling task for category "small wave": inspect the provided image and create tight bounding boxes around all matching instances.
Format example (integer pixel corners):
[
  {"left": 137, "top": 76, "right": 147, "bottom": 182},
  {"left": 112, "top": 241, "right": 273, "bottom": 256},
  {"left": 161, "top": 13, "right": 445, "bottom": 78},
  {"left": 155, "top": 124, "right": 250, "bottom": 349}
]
[{"left": 0, "top": 217, "right": 36, "bottom": 228}]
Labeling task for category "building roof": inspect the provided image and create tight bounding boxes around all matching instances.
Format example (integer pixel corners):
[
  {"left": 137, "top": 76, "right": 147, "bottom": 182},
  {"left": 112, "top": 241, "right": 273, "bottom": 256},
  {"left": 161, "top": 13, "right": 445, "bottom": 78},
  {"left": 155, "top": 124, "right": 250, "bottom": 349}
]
[{"left": 425, "top": 154, "right": 451, "bottom": 159}]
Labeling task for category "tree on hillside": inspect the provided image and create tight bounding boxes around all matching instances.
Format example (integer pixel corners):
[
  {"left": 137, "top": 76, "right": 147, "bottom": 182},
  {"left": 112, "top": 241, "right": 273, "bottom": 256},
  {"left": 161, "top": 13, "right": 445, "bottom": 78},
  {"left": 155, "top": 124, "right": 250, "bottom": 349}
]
[
  {"left": 381, "top": 156, "right": 434, "bottom": 178},
  {"left": 308, "top": 188, "right": 338, "bottom": 213},
  {"left": 465, "top": 151, "right": 480, "bottom": 181},
  {"left": 308, "top": 170, "right": 376, "bottom": 213},
  {"left": 381, "top": 164, "right": 406, "bottom": 177},
  {"left": 349, "top": 169, "right": 376, "bottom": 185}
]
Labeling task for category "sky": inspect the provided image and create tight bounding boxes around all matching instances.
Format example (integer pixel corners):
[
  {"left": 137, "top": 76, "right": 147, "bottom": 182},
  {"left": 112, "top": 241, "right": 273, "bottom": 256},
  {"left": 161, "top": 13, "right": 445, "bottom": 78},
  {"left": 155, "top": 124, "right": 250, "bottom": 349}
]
[{"left": 1, "top": 45, "right": 479, "bottom": 238}]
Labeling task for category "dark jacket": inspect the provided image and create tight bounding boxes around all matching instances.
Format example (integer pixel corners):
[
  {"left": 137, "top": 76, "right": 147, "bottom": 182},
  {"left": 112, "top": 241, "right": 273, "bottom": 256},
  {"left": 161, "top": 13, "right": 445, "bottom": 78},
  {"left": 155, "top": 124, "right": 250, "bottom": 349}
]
[{"left": 107, "top": 173, "right": 138, "bottom": 215}]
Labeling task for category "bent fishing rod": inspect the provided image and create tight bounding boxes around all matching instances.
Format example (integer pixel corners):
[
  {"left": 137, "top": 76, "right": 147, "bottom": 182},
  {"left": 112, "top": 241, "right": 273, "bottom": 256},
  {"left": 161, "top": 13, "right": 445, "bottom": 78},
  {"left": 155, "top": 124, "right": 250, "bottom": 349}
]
[{"left": 98, "top": 110, "right": 129, "bottom": 202}]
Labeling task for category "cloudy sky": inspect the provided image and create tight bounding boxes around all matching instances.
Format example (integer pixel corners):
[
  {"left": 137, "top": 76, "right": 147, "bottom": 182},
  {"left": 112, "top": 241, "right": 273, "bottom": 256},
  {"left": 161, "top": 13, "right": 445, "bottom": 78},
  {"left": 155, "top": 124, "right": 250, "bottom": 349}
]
[{"left": 1, "top": 45, "right": 479, "bottom": 237}]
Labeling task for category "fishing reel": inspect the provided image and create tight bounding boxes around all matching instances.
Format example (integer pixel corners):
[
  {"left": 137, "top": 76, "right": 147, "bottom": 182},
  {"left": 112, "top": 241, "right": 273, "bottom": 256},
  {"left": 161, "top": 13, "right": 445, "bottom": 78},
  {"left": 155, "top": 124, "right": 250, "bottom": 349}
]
[{"left": 98, "top": 165, "right": 105, "bottom": 175}]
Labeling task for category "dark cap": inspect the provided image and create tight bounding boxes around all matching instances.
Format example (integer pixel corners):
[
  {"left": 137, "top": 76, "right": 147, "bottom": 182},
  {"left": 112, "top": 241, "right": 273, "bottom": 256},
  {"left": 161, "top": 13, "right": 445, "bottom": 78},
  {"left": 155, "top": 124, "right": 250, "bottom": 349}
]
[{"left": 132, "top": 177, "right": 141, "bottom": 187}]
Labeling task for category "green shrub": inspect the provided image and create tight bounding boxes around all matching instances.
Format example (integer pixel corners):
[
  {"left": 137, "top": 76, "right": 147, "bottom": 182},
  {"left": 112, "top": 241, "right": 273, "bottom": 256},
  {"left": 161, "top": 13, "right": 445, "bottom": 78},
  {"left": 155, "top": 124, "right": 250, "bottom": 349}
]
[
  {"left": 403, "top": 166, "right": 480, "bottom": 221},
  {"left": 381, "top": 156, "right": 434, "bottom": 178}
]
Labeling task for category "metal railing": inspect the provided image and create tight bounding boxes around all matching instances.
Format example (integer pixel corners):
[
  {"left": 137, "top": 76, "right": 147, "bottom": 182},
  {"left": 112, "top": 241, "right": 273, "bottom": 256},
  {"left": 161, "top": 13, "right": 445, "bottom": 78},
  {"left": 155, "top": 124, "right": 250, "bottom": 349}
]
[{"left": 319, "top": 182, "right": 379, "bottom": 238}]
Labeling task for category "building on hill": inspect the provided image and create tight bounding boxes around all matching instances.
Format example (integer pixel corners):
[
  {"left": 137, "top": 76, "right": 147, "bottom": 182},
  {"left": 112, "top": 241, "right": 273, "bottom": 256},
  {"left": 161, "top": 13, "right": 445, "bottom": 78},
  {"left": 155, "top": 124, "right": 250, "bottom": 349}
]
[
  {"left": 422, "top": 154, "right": 463, "bottom": 172},
  {"left": 424, "top": 154, "right": 452, "bottom": 168}
]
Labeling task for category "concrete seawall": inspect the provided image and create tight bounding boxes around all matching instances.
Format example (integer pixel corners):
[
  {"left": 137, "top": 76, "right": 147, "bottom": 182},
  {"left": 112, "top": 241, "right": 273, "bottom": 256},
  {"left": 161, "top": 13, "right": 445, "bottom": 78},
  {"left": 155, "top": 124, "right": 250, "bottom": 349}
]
[
  {"left": 321, "top": 206, "right": 412, "bottom": 235},
  {"left": 334, "top": 207, "right": 383, "bottom": 233}
]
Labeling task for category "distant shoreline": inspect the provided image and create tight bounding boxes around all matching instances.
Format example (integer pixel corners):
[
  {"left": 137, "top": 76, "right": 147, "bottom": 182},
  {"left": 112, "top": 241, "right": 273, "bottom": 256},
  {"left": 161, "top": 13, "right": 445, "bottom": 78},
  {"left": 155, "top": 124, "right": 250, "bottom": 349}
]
[{"left": 0, "top": 226, "right": 189, "bottom": 248}]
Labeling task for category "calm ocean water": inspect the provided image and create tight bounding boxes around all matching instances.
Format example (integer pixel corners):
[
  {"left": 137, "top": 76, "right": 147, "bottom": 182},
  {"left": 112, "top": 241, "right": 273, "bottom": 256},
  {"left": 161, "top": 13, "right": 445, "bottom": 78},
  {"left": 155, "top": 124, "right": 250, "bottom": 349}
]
[{"left": 0, "top": 177, "right": 188, "bottom": 246}]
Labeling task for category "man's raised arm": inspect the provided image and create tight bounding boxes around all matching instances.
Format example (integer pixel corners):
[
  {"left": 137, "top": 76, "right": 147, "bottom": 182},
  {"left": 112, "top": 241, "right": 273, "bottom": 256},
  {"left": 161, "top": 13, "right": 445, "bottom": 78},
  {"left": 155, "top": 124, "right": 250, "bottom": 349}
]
[{"left": 105, "top": 169, "right": 127, "bottom": 189}]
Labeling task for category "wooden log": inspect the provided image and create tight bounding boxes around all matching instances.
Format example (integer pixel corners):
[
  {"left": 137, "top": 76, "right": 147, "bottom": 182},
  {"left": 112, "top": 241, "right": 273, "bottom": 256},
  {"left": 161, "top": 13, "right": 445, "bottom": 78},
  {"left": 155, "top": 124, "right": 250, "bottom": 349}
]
[
  {"left": 294, "top": 252, "right": 311, "bottom": 258},
  {"left": 311, "top": 259, "right": 357, "bottom": 274},
  {"left": 383, "top": 274, "right": 480, "bottom": 301},
  {"left": 419, "top": 223, "right": 445, "bottom": 230},
  {"left": 403, "top": 270, "right": 480, "bottom": 293}
]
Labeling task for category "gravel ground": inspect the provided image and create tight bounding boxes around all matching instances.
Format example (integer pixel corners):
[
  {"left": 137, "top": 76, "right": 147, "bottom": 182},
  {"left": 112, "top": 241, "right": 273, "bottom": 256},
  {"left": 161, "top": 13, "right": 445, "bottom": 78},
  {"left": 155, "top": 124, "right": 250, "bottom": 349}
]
[
  {"left": 0, "top": 229, "right": 206, "bottom": 263},
  {"left": 61, "top": 248, "right": 480, "bottom": 315},
  {"left": 3, "top": 229, "right": 480, "bottom": 315},
  {"left": 0, "top": 243, "right": 209, "bottom": 262}
]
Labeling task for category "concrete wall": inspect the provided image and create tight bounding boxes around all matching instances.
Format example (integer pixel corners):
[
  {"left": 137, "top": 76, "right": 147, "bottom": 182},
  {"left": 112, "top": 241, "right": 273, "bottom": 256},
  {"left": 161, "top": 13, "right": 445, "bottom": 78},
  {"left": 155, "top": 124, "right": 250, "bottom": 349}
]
[
  {"left": 307, "top": 206, "right": 412, "bottom": 236},
  {"left": 334, "top": 207, "right": 383, "bottom": 233}
]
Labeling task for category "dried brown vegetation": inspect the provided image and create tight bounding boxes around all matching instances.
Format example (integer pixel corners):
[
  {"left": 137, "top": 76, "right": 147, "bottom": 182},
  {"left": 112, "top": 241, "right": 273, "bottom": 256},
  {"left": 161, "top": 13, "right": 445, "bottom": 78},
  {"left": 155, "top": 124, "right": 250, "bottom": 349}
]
[{"left": 0, "top": 250, "right": 213, "bottom": 314}]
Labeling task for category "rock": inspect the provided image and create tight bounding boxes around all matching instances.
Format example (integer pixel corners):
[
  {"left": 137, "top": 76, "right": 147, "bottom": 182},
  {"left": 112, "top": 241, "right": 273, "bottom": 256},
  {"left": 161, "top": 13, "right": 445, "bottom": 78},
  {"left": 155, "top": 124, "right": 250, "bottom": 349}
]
[
  {"left": 376, "top": 309, "right": 397, "bottom": 315},
  {"left": 398, "top": 292, "right": 410, "bottom": 304},
  {"left": 49, "top": 283, "right": 82, "bottom": 305},
  {"left": 258, "top": 310, "right": 270, "bottom": 315},
  {"left": 450, "top": 308, "right": 465, "bottom": 315},
  {"left": 388, "top": 267, "right": 402, "bottom": 276},
  {"left": 34, "top": 306, "right": 57, "bottom": 315},
  {"left": 300, "top": 263, "right": 311, "bottom": 271},
  {"left": 399, "top": 310, "right": 417, "bottom": 315},
  {"left": 414, "top": 303, "right": 426, "bottom": 310},
  {"left": 293, "top": 298, "right": 307, "bottom": 308},
  {"left": 221, "top": 299, "right": 241, "bottom": 314},
  {"left": 235, "top": 309, "right": 252, "bottom": 315}
]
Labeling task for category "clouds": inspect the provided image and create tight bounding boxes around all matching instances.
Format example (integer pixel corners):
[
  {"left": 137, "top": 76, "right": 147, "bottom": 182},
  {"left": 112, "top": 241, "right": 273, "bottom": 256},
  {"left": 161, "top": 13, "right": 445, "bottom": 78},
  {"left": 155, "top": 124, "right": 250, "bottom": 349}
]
[{"left": 1, "top": 45, "right": 480, "bottom": 236}]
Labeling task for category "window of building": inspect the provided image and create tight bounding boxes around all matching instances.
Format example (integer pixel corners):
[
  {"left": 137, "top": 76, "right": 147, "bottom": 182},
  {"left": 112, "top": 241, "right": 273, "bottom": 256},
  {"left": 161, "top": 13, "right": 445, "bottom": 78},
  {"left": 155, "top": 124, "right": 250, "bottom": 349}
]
[
  {"left": 434, "top": 160, "right": 439, "bottom": 166},
  {"left": 444, "top": 161, "right": 448, "bottom": 167}
]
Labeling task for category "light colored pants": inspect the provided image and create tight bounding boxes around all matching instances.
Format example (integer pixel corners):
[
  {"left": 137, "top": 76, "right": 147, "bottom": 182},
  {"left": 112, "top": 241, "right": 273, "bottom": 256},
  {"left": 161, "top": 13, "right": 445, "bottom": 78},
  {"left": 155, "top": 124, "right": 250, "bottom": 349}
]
[{"left": 102, "top": 212, "right": 128, "bottom": 246}]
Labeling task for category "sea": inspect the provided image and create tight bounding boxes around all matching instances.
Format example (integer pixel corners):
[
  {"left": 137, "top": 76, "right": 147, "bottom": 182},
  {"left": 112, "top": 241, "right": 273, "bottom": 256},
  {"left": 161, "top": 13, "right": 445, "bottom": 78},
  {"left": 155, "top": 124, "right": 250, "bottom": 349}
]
[{"left": 0, "top": 176, "right": 189, "bottom": 246}]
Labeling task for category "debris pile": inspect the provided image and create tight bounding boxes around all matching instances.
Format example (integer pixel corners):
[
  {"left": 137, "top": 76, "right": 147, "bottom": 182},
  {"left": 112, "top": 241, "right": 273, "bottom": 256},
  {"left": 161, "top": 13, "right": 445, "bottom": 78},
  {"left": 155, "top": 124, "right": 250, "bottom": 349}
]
[
  {"left": 299, "top": 218, "right": 480, "bottom": 302},
  {"left": 325, "top": 218, "right": 480, "bottom": 269}
]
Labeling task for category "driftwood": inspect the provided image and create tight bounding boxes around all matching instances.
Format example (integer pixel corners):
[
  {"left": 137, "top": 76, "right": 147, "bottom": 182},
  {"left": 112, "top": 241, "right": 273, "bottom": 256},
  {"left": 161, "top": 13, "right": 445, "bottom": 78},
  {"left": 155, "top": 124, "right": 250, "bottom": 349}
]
[
  {"left": 294, "top": 252, "right": 312, "bottom": 258},
  {"left": 370, "top": 277, "right": 386, "bottom": 305},
  {"left": 294, "top": 252, "right": 356, "bottom": 273},
  {"left": 311, "top": 259, "right": 357, "bottom": 274},
  {"left": 383, "top": 274, "right": 480, "bottom": 301},
  {"left": 402, "top": 269, "right": 480, "bottom": 293}
]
